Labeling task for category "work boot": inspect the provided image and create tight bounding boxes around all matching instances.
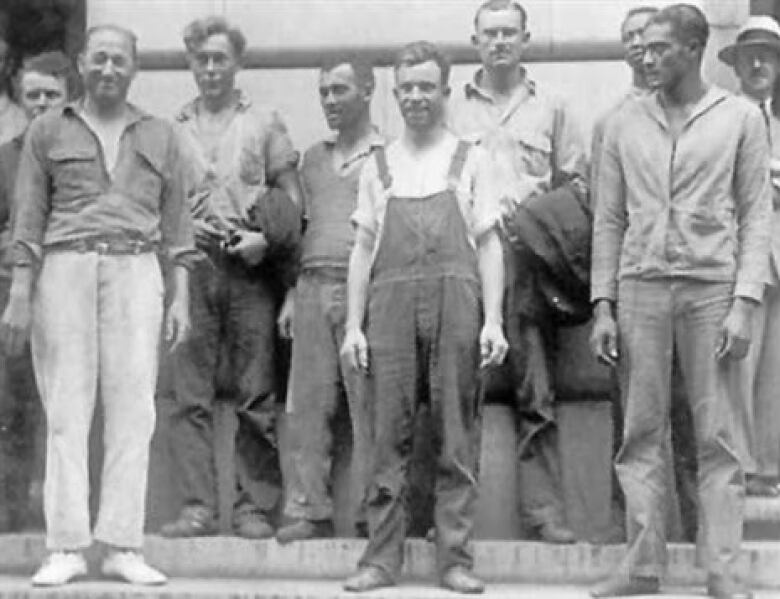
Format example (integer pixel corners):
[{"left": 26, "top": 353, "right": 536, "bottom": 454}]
[
  {"left": 276, "top": 518, "right": 333, "bottom": 544},
  {"left": 707, "top": 574, "right": 753, "bottom": 599},
  {"left": 31, "top": 551, "right": 88, "bottom": 587},
  {"left": 102, "top": 550, "right": 167, "bottom": 586},
  {"left": 440, "top": 565, "right": 485, "bottom": 594},
  {"left": 159, "top": 505, "right": 217, "bottom": 538},
  {"left": 536, "top": 520, "right": 576, "bottom": 544},
  {"left": 343, "top": 565, "right": 395, "bottom": 592},
  {"left": 590, "top": 574, "right": 660, "bottom": 597},
  {"left": 234, "top": 511, "right": 274, "bottom": 539}
]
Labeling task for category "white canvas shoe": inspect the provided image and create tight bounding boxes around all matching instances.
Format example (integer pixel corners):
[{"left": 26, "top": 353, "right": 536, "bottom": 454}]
[
  {"left": 101, "top": 550, "right": 167, "bottom": 585},
  {"left": 31, "top": 551, "right": 88, "bottom": 586}
]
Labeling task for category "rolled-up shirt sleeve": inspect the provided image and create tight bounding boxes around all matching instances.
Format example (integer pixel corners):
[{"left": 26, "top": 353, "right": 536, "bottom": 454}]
[
  {"left": 733, "top": 106, "right": 772, "bottom": 301},
  {"left": 468, "top": 145, "right": 502, "bottom": 239},
  {"left": 552, "top": 96, "right": 588, "bottom": 191},
  {"left": 590, "top": 119, "right": 627, "bottom": 303},
  {"left": 351, "top": 158, "right": 380, "bottom": 236},
  {"left": 12, "top": 117, "right": 50, "bottom": 267},
  {"left": 160, "top": 125, "right": 197, "bottom": 269}
]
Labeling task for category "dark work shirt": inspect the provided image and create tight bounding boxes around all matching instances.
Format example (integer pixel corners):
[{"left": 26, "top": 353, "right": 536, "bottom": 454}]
[{"left": 0, "top": 133, "right": 23, "bottom": 278}]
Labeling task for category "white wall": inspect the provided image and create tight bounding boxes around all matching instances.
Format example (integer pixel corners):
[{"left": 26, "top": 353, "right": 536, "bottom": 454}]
[{"left": 86, "top": 0, "right": 750, "bottom": 155}]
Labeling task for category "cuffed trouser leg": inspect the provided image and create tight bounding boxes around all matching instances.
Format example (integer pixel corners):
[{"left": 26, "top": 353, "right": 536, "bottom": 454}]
[
  {"left": 93, "top": 254, "right": 163, "bottom": 548},
  {"left": 32, "top": 252, "right": 100, "bottom": 550}
]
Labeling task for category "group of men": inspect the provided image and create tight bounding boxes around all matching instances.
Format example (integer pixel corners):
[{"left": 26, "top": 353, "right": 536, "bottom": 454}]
[{"left": 0, "top": 1, "right": 777, "bottom": 598}]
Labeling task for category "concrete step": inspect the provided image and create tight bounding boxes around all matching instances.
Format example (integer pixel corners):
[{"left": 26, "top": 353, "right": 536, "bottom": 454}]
[
  {"left": 4, "top": 577, "right": 780, "bottom": 599},
  {"left": 2, "top": 535, "right": 780, "bottom": 589}
]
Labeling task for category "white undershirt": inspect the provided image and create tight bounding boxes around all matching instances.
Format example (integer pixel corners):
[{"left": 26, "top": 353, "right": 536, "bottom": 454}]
[{"left": 80, "top": 109, "right": 127, "bottom": 176}]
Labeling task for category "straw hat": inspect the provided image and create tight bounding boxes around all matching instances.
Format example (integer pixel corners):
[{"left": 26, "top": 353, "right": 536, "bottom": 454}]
[{"left": 719, "top": 15, "right": 780, "bottom": 66}]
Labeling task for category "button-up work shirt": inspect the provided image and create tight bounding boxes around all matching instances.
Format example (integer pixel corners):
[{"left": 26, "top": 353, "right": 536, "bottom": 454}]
[
  {"left": 0, "top": 133, "right": 23, "bottom": 278},
  {"left": 12, "top": 102, "right": 195, "bottom": 268},
  {"left": 175, "top": 91, "right": 299, "bottom": 234},
  {"left": 300, "top": 128, "right": 385, "bottom": 270},
  {"left": 591, "top": 86, "right": 771, "bottom": 303},
  {"left": 448, "top": 68, "right": 588, "bottom": 204}
]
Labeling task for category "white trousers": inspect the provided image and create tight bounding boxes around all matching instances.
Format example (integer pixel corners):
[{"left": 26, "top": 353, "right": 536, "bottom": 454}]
[{"left": 31, "top": 251, "right": 163, "bottom": 550}]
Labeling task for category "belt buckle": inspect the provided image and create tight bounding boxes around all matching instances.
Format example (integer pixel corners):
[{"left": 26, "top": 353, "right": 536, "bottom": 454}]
[
  {"left": 95, "top": 241, "right": 109, "bottom": 255},
  {"left": 131, "top": 240, "right": 143, "bottom": 255}
]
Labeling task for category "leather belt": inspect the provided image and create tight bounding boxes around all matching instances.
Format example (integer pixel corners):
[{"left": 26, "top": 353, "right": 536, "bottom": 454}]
[{"left": 46, "top": 237, "right": 157, "bottom": 256}]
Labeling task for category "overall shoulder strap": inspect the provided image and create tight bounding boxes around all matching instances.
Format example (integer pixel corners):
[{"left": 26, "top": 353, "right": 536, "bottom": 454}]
[
  {"left": 446, "top": 140, "right": 471, "bottom": 189},
  {"left": 373, "top": 145, "right": 392, "bottom": 190}
]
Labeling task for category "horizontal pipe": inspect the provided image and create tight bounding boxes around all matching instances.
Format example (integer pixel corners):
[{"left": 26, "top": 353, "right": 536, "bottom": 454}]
[{"left": 138, "top": 39, "right": 623, "bottom": 71}]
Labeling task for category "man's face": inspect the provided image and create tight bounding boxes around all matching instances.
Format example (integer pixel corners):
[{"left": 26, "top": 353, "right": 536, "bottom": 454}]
[
  {"left": 393, "top": 60, "right": 449, "bottom": 132},
  {"left": 319, "top": 63, "right": 370, "bottom": 132},
  {"left": 472, "top": 8, "right": 529, "bottom": 72},
  {"left": 78, "top": 29, "right": 136, "bottom": 108},
  {"left": 734, "top": 45, "right": 780, "bottom": 101},
  {"left": 643, "top": 22, "right": 694, "bottom": 92},
  {"left": 19, "top": 71, "right": 67, "bottom": 119},
  {"left": 188, "top": 33, "right": 239, "bottom": 102},
  {"left": 621, "top": 11, "right": 654, "bottom": 72}
]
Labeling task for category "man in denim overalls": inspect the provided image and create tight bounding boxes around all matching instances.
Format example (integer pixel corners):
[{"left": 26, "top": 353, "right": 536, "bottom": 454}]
[{"left": 341, "top": 41, "right": 508, "bottom": 594}]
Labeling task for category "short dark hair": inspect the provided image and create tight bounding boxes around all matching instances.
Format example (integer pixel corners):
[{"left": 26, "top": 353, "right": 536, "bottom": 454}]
[
  {"left": 394, "top": 41, "right": 451, "bottom": 86},
  {"left": 320, "top": 53, "right": 375, "bottom": 93},
  {"left": 623, "top": 6, "right": 659, "bottom": 28},
  {"left": 648, "top": 3, "right": 709, "bottom": 51},
  {"left": 183, "top": 16, "right": 247, "bottom": 58},
  {"left": 83, "top": 24, "right": 138, "bottom": 61},
  {"left": 19, "top": 51, "right": 76, "bottom": 97},
  {"left": 474, "top": 0, "right": 528, "bottom": 32}
]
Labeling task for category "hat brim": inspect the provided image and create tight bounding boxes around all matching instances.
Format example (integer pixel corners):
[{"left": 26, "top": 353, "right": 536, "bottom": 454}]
[{"left": 719, "top": 38, "right": 780, "bottom": 66}]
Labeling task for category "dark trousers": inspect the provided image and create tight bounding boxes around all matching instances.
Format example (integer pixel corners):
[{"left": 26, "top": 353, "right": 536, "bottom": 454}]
[
  {"left": 0, "top": 276, "right": 41, "bottom": 531},
  {"left": 170, "top": 258, "right": 281, "bottom": 517},
  {"left": 359, "top": 275, "right": 482, "bottom": 578}
]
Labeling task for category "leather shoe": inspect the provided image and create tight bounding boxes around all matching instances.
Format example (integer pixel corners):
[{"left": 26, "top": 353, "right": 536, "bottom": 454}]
[
  {"left": 745, "top": 475, "right": 779, "bottom": 498},
  {"left": 440, "top": 565, "right": 485, "bottom": 594},
  {"left": 343, "top": 565, "right": 395, "bottom": 592},
  {"left": 707, "top": 574, "right": 753, "bottom": 599},
  {"left": 32, "top": 551, "right": 88, "bottom": 586},
  {"left": 536, "top": 521, "right": 576, "bottom": 544},
  {"left": 590, "top": 574, "right": 660, "bottom": 597},
  {"left": 276, "top": 519, "right": 333, "bottom": 544},
  {"left": 160, "top": 505, "right": 217, "bottom": 538},
  {"left": 234, "top": 511, "right": 274, "bottom": 539}
]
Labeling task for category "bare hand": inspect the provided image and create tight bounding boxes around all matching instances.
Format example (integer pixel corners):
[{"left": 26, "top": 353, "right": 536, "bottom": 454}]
[
  {"left": 165, "top": 297, "right": 191, "bottom": 353},
  {"left": 590, "top": 308, "right": 619, "bottom": 367},
  {"left": 716, "top": 298, "right": 755, "bottom": 361},
  {"left": 0, "top": 294, "right": 32, "bottom": 357},
  {"left": 277, "top": 291, "right": 295, "bottom": 339},
  {"left": 226, "top": 230, "right": 268, "bottom": 267},
  {"left": 479, "top": 320, "right": 508, "bottom": 368},
  {"left": 341, "top": 326, "right": 369, "bottom": 372},
  {"left": 194, "top": 219, "right": 222, "bottom": 250}
]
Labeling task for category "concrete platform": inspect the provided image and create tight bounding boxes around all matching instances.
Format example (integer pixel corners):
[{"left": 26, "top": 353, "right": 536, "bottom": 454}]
[
  {"left": 2, "top": 535, "right": 780, "bottom": 589},
  {"left": 2, "top": 578, "right": 780, "bottom": 599},
  {"left": 4, "top": 577, "right": 780, "bottom": 599}
]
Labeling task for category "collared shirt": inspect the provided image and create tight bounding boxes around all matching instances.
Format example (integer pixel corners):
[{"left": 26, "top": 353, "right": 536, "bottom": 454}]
[
  {"left": 591, "top": 86, "right": 771, "bottom": 303},
  {"left": 352, "top": 132, "right": 501, "bottom": 265},
  {"left": 300, "top": 127, "right": 385, "bottom": 270},
  {"left": 175, "top": 90, "right": 299, "bottom": 234},
  {"left": 0, "top": 132, "right": 24, "bottom": 278},
  {"left": 0, "top": 99, "right": 27, "bottom": 147},
  {"left": 447, "top": 68, "right": 588, "bottom": 204},
  {"left": 12, "top": 102, "right": 195, "bottom": 268}
]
